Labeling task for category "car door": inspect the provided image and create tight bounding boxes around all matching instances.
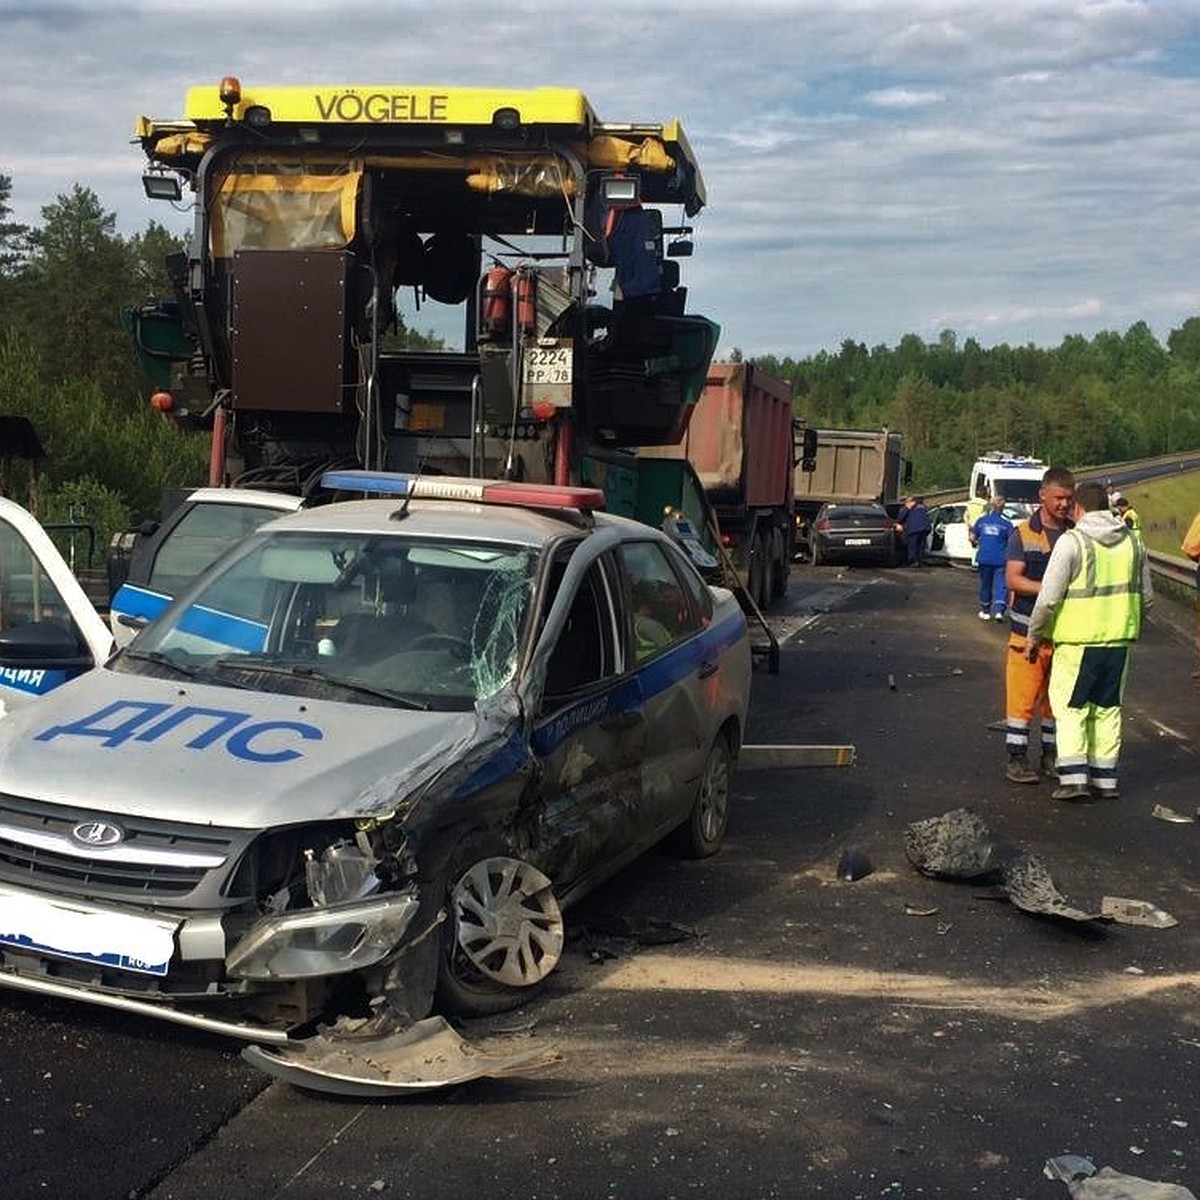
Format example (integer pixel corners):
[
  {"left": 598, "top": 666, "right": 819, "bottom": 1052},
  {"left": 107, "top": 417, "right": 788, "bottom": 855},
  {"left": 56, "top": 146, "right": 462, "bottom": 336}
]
[
  {"left": 0, "top": 497, "right": 113, "bottom": 716},
  {"left": 525, "top": 541, "right": 649, "bottom": 900},
  {"left": 615, "top": 538, "right": 712, "bottom": 834},
  {"left": 110, "top": 489, "right": 302, "bottom": 646}
]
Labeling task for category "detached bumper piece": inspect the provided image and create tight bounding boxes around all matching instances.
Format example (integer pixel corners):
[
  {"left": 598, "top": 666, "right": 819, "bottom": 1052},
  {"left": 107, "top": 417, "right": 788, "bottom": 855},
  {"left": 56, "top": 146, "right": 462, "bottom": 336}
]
[{"left": 242, "top": 1015, "right": 560, "bottom": 1096}]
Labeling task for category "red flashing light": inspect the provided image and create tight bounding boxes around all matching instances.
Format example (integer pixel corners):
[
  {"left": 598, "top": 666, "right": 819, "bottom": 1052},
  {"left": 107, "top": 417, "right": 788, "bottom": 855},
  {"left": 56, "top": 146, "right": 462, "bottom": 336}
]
[
  {"left": 150, "top": 391, "right": 174, "bottom": 412},
  {"left": 483, "top": 481, "right": 605, "bottom": 510},
  {"left": 530, "top": 400, "right": 557, "bottom": 423},
  {"left": 320, "top": 469, "right": 606, "bottom": 512}
]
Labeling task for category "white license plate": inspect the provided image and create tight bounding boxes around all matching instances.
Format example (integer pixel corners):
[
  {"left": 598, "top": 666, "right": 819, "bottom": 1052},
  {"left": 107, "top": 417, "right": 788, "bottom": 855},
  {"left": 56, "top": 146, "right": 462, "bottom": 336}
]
[
  {"left": 523, "top": 345, "right": 573, "bottom": 385},
  {"left": 0, "top": 889, "right": 177, "bottom": 976},
  {"left": 844, "top": 538, "right": 872, "bottom": 546}
]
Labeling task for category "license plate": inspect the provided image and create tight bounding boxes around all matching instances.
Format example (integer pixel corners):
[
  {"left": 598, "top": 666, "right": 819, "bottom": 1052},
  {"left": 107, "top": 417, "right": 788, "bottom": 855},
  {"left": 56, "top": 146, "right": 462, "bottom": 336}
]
[
  {"left": 844, "top": 538, "right": 872, "bottom": 546},
  {"left": 0, "top": 889, "right": 177, "bottom": 976},
  {"left": 523, "top": 345, "right": 573, "bottom": 385}
]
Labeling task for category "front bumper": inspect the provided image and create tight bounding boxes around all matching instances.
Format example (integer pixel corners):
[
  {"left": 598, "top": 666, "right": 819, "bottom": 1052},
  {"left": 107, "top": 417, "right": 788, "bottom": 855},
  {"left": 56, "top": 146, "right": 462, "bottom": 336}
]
[{"left": 0, "top": 879, "right": 422, "bottom": 1039}]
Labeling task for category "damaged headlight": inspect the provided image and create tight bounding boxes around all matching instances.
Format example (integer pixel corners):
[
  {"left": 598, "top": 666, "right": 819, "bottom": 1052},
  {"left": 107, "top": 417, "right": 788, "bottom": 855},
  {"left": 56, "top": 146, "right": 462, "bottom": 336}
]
[
  {"left": 226, "top": 890, "right": 421, "bottom": 980},
  {"left": 228, "top": 835, "right": 418, "bottom": 981}
]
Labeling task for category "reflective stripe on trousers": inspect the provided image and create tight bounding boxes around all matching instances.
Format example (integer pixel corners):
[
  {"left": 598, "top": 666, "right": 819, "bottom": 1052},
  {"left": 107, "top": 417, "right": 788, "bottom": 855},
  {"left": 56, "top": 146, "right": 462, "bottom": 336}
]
[
  {"left": 1047, "top": 641, "right": 1131, "bottom": 794},
  {"left": 1005, "top": 635, "right": 1056, "bottom": 753}
]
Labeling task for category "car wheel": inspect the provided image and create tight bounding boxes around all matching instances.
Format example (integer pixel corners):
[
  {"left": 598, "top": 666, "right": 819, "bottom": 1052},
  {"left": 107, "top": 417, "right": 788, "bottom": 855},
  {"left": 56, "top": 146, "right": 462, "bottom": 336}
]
[
  {"left": 435, "top": 850, "right": 564, "bottom": 1017},
  {"left": 811, "top": 538, "right": 824, "bottom": 567},
  {"left": 669, "top": 734, "right": 733, "bottom": 859}
]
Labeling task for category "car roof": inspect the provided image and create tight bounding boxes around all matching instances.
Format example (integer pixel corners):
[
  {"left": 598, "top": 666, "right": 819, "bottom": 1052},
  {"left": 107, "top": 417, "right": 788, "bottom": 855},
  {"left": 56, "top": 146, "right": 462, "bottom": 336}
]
[
  {"left": 253, "top": 496, "right": 658, "bottom": 548},
  {"left": 184, "top": 487, "right": 304, "bottom": 511}
]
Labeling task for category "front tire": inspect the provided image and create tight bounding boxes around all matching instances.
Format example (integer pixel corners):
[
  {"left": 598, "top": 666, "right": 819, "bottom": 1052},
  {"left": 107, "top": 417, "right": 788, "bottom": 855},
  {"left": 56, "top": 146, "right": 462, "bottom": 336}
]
[
  {"left": 669, "top": 734, "right": 733, "bottom": 859},
  {"left": 435, "top": 849, "right": 564, "bottom": 1017}
]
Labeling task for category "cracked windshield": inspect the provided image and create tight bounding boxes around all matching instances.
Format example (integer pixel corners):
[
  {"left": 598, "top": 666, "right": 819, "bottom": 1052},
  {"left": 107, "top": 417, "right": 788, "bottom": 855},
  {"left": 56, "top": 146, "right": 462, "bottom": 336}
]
[{"left": 118, "top": 532, "right": 535, "bottom": 710}]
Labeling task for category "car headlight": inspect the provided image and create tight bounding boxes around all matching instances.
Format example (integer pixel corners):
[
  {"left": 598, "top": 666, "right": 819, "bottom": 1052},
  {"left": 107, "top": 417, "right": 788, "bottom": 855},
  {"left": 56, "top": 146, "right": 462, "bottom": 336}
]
[{"left": 226, "top": 890, "right": 420, "bottom": 980}]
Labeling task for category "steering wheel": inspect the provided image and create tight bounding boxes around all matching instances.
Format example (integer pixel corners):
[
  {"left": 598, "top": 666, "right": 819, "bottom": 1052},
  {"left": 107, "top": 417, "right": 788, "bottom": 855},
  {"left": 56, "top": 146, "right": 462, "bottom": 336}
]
[{"left": 407, "top": 632, "right": 471, "bottom": 660}]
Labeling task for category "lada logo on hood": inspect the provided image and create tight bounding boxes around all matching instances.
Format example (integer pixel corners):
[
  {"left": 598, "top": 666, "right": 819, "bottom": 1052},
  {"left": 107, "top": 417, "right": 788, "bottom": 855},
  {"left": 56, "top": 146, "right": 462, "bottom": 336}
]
[{"left": 71, "top": 820, "right": 124, "bottom": 848}]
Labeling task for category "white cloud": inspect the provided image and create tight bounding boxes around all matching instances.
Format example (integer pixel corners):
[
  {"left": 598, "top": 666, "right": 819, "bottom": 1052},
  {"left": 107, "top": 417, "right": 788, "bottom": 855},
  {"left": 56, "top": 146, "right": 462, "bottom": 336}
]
[{"left": 864, "top": 87, "right": 946, "bottom": 108}]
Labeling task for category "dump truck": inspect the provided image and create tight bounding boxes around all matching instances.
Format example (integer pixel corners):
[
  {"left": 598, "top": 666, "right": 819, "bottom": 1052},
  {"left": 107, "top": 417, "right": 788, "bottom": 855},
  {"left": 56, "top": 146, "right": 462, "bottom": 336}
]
[
  {"left": 636, "top": 362, "right": 795, "bottom": 609},
  {"left": 792, "top": 427, "right": 906, "bottom": 558}
]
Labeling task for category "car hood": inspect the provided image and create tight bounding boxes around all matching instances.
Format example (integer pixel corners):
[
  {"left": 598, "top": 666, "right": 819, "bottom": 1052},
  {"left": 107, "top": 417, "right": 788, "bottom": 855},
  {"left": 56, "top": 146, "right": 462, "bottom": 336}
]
[{"left": 0, "top": 668, "right": 506, "bottom": 828}]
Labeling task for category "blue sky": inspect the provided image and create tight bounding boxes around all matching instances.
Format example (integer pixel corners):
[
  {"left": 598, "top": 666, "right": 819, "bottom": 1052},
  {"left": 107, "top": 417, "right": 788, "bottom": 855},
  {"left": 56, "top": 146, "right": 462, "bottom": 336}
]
[{"left": 3, "top": 0, "right": 1200, "bottom": 361}]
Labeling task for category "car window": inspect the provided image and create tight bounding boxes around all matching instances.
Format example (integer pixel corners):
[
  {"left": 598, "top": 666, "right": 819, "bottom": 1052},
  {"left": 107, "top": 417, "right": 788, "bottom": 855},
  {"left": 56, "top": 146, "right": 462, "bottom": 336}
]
[
  {"left": 0, "top": 518, "right": 82, "bottom": 637},
  {"left": 619, "top": 540, "right": 703, "bottom": 663},
  {"left": 542, "top": 556, "right": 622, "bottom": 701},
  {"left": 663, "top": 541, "right": 714, "bottom": 625},
  {"left": 148, "top": 502, "right": 290, "bottom": 596}
]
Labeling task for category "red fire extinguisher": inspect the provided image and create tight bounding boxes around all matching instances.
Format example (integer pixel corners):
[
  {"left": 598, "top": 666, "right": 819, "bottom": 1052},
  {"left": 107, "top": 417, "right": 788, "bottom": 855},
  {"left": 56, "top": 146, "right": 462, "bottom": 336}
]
[
  {"left": 479, "top": 265, "right": 513, "bottom": 340},
  {"left": 515, "top": 268, "right": 537, "bottom": 336}
]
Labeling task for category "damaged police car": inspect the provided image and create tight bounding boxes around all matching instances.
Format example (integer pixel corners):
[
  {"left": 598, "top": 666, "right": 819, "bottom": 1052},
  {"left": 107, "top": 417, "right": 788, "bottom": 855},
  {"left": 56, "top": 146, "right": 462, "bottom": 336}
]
[{"left": 0, "top": 472, "right": 751, "bottom": 1092}]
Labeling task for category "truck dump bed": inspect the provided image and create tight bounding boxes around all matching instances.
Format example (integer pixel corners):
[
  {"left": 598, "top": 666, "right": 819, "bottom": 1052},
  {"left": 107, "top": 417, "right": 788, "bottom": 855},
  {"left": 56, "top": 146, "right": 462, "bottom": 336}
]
[
  {"left": 794, "top": 428, "right": 903, "bottom": 507},
  {"left": 644, "top": 362, "right": 794, "bottom": 508}
]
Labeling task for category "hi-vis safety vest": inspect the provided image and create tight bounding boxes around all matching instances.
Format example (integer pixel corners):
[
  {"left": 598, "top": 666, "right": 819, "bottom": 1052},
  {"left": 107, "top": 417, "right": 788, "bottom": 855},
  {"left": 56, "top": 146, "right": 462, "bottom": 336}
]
[{"left": 1049, "top": 528, "right": 1144, "bottom": 644}]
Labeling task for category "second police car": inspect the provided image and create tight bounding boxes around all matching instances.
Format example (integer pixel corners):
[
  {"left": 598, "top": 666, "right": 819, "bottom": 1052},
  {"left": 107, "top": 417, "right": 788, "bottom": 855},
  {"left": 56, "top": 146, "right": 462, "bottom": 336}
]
[{"left": 0, "top": 472, "right": 751, "bottom": 1089}]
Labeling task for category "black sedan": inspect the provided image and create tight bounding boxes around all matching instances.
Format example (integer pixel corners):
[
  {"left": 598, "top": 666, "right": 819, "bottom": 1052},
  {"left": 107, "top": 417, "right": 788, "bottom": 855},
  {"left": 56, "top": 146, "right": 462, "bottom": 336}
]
[{"left": 810, "top": 502, "right": 900, "bottom": 567}]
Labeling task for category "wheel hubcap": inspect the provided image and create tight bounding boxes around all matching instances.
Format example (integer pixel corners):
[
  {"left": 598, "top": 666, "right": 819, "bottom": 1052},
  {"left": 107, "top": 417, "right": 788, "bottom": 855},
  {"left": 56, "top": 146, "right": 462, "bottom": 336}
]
[
  {"left": 697, "top": 747, "right": 730, "bottom": 842},
  {"left": 450, "top": 857, "right": 564, "bottom": 987}
]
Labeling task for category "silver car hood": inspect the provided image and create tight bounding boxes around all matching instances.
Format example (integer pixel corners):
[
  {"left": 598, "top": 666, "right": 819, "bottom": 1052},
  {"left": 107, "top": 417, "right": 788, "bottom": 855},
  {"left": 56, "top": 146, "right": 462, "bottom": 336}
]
[{"left": 0, "top": 667, "right": 493, "bottom": 828}]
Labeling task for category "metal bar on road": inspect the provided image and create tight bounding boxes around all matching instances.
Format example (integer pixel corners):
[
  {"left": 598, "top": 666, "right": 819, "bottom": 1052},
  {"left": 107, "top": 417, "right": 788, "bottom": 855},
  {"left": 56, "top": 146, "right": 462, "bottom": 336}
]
[{"left": 740, "top": 743, "right": 857, "bottom": 769}]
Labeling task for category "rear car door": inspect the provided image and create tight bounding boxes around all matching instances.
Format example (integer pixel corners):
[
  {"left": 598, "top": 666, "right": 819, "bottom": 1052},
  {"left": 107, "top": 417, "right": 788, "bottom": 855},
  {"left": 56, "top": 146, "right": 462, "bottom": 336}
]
[
  {"left": 616, "top": 538, "right": 714, "bottom": 833},
  {"left": 0, "top": 498, "right": 113, "bottom": 715}
]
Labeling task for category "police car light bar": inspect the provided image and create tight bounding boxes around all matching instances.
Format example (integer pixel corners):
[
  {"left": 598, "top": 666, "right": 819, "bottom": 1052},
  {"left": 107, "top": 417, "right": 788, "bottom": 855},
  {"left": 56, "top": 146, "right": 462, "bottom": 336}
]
[{"left": 321, "top": 470, "right": 606, "bottom": 511}]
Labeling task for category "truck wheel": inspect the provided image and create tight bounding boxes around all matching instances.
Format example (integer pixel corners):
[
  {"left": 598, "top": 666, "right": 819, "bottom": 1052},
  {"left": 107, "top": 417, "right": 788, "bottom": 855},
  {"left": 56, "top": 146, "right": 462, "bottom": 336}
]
[
  {"left": 747, "top": 540, "right": 767, "bottom": 610},
  {"left": 770, "top": 531, "right": 789, "bottom": 598}
]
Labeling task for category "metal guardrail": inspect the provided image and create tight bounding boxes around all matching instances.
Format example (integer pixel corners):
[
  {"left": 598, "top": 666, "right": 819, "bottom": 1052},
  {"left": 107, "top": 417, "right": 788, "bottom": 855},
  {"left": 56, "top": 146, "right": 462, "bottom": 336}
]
[{"left": 1147, "top": 549, "right": 1197, "bottom": 590}]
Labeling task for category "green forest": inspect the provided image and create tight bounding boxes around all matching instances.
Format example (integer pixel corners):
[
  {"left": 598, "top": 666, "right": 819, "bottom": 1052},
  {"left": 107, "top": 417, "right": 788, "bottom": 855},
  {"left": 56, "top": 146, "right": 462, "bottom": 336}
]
[
  {"left": 3, "top": 166, "right": 1200, "bottom": 557},
  {"left": 750, "top": 323, "right": 1200, "bottom": 493}
]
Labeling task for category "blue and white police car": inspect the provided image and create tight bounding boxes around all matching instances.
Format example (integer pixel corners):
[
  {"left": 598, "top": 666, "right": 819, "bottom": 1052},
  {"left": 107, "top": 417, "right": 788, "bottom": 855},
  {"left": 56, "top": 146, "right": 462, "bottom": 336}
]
[{"left": 0, "top": 472, "right": 751, "bottom": 1090}]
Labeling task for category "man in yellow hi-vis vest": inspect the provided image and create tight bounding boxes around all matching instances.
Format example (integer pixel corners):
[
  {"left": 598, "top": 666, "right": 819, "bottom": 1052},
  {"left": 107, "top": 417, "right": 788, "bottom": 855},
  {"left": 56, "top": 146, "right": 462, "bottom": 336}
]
[{"left": 1026, "top": 480, "right": 1152, "bottom": 801}]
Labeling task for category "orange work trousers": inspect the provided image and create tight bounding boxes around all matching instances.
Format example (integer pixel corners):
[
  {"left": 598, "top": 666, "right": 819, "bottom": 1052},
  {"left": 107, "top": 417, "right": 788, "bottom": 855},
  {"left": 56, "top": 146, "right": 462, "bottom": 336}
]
[{"left": 1005, "top": 634, "right": 1056, "bottom": 756}]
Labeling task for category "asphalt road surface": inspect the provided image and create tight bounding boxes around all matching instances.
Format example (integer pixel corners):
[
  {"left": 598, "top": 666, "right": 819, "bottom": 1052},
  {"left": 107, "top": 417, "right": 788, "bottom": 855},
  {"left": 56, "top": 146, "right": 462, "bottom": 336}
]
[{"left": 3, "top": 560, "right": 1198, "bottom": 1200}]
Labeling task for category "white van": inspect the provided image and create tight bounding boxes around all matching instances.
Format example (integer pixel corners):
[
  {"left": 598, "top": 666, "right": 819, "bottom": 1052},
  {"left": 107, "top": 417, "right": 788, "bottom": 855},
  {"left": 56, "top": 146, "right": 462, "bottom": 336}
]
[{"left": 968, "top": 453, "right": 1046, "bottom": 515}]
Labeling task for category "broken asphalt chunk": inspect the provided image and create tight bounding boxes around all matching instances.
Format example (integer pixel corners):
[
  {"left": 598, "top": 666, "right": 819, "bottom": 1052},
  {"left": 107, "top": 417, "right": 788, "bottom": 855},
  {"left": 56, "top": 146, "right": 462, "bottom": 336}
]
[
  {"left": 1002, "top": 852, "right": 1101, "bottom": 922},
  {"left": 903, "top": 808, "right": 1012, "bottom": 881}
]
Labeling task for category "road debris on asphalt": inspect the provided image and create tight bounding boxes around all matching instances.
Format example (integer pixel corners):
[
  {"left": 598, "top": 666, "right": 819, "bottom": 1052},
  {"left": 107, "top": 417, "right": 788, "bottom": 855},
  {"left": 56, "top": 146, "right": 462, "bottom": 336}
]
[
  {"left": 1100, "top": 897, "right": 1179, "bottom": 928},
  {"left": 1151, "top": 804, "right": 1195, "bottom": 824},
  {"left": 1044, "top": 1153, "right": 1196, "bottom": 1198},
  {"left": 902, "top": 808, "right": 1135, "bottom": 924},
  {"left": 904, "top": 807, "right": 1017, "bottom": 881},
  {"left": 242, "top": 1014, "right": 562, "bottom": 1097},
  {"left": 1003, "top": 852, "right": 1100, "bottom": 921},
  {"left": 837, "top": 845, "right": 874, "bottom": 881}
]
